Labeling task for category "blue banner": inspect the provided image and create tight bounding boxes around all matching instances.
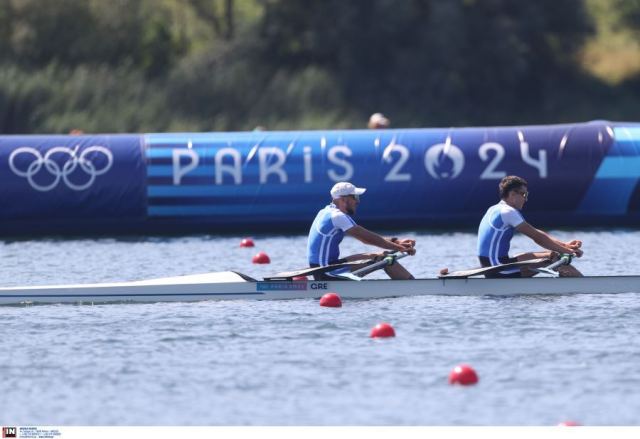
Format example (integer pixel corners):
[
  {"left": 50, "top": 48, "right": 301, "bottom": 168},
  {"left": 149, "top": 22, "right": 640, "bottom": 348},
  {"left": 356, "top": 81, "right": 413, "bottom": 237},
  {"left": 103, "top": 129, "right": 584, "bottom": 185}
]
[
  {"left": 1, "top": 121, "right": 639, "bottom": 235},
  {"left": 145, "top": 121, "right": 632, "bottom": 229}
]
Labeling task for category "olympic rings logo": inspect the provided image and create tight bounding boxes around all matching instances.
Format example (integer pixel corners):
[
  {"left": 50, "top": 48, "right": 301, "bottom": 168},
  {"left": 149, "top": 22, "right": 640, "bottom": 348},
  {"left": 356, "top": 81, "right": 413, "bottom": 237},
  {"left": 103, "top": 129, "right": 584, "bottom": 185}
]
[{"left": 8, "top": 146, "right": 114, "bottom": 191}]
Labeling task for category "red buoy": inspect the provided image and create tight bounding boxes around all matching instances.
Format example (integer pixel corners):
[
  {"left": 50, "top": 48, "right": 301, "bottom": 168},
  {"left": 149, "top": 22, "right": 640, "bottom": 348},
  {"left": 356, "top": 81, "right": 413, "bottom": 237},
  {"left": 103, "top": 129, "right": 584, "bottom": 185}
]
[
  {"left": 319, "top": 292, "right": 342, "bottom": 308},
  {"left": 292, "top": 275, "right": 308, "bottom": 281},
  {"left": 448, "top": 364, "right": 479, "bottom": 385},
  {"left": 557, "top": 421, "right": 580, "bottom": 426},
  {"left": 252, "top": 251, "right": 270, "bottom": 264},
  {"left": 370, "top": 322, "right": 395, "bottom": 338},
  {"left": 240, "top": 238, "right": 255, "bottom": 247}
]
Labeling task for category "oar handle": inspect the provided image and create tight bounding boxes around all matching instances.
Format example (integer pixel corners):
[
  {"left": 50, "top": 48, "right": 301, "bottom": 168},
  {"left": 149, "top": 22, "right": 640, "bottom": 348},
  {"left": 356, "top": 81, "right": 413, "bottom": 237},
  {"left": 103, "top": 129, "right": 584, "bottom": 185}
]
[
  {"left": 534, "top": 253, "right": 573, "bottom": 277},
  {"left": 351, "top": 252, "right": 409, "bottom": 277},
  {"left": 547, "top": 253, "right": 572, "bottom": 270}
]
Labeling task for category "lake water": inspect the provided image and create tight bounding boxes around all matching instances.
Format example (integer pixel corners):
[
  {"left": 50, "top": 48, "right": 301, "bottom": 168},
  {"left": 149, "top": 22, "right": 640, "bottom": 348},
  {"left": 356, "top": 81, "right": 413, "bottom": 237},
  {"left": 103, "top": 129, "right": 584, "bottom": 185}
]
[{"left": 1, "top": 229, "right": 639, "bottom": 425}]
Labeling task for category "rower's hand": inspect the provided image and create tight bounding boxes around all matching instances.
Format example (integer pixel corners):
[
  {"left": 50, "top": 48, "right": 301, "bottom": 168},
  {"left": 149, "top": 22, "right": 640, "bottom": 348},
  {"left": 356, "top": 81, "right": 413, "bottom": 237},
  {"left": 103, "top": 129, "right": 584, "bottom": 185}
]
[
  {"left": 566, "top": 240, "right": 583, "bottom": 257},
  {"left": 398, "top": 243, "right": 416, "bottom": 256},
  {"left": 399, "top": 239, "right": 416, "bottom": 256},
  {"left": 393, "top": 237, "right": 416, "bottom": 255},
  {"left": 568, "top": 240, "right": 582, "bottom": 248},
  {"left": 398, "top": 238, "right": 416, "bottom": 248}
]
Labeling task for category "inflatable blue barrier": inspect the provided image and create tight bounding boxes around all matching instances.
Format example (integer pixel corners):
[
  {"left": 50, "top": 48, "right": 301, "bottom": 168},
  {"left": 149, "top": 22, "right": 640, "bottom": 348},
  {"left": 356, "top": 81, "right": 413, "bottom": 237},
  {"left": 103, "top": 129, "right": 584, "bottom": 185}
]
[{"left": 1, "top": 121, "right": 639, "bottom": 235}]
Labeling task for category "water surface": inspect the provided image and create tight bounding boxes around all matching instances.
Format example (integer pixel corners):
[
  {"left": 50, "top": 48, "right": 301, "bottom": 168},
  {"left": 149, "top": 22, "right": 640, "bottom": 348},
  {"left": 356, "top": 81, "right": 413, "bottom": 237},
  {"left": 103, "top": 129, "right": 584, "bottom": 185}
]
[{"left": 1, "top": 229, "right": 639, "bottom": 425}]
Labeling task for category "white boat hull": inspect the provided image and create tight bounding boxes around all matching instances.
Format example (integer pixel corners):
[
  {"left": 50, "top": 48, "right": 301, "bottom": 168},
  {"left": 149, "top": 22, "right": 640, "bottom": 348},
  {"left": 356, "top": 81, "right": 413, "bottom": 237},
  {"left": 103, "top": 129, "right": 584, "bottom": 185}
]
[{"left": 1, "top": 271, "right": 640, "bottom": 305}]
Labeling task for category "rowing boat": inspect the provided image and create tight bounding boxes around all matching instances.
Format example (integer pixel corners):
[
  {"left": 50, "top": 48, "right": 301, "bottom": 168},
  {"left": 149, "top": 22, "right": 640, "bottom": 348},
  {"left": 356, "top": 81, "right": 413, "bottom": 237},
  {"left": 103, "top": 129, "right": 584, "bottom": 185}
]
[
  {"left": 1, "top": 254, "right": 635, "bottom": 305},
  {"left": 2, "top": 269, "right": 639, "bottom": 305}
]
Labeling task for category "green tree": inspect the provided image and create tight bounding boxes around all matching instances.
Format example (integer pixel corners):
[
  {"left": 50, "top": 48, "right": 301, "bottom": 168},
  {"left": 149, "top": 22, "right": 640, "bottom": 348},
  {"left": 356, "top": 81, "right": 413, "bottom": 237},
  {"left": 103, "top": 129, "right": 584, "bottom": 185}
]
[
  {"left": 5, "top": 0, "right": 184, "bottom": 76},
  {"left": 260, "top": 0, "right": 594, "bottom": 125}
]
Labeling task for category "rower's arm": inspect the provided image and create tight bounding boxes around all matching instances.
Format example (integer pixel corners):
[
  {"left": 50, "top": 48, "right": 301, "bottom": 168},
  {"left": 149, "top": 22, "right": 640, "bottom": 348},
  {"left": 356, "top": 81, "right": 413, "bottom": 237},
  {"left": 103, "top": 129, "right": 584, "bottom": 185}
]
[
  {"left": 516, "top": 222, "right": 582, "bottom": 256},
  {"left": 347, "top": 225, "right": 410, "bottom": 253}
]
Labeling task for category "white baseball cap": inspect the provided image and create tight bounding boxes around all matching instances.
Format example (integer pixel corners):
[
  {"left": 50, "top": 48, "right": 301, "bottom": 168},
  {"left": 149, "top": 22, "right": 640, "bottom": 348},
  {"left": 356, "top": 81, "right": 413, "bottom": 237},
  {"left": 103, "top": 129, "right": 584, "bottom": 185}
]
[{"left": 330, "top": 182, "right": 367, "bottom": 199}]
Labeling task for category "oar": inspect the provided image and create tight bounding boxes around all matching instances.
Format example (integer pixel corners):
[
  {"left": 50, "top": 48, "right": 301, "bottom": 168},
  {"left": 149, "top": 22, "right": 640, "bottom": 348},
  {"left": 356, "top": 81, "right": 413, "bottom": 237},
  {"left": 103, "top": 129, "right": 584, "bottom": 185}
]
[
  {"left": 351, "top": 252, "right": 409, "bottom": 278},
  {"left": 439, "top": 254, "right": 574, "bottom": 279},
  {"left": 264, "top": 258, "right": 374, "bottom": 280},
  {"left": 264, "top": 251, "right": 408, "bottom": 281},
  {"left": 439, "top": 257, "right": 551, "bottom": 279}
]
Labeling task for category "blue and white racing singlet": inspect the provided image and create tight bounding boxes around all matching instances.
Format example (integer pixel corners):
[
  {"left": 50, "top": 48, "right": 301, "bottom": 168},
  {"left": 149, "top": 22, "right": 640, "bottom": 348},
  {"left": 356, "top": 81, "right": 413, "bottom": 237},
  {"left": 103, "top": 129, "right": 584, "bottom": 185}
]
[
  {"left": 307, "top": 203, "right": 356, "bottom": 265},
  {"left": 477, "top": 200, "right": 525, "bottom": 266}
]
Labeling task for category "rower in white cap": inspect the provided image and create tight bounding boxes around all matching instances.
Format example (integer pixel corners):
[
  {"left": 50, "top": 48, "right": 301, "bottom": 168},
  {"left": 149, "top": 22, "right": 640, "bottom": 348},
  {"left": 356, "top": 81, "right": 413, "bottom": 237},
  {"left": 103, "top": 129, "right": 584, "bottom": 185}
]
[{"left": 306, "top": 181, "right": 416, "bottom": 280}]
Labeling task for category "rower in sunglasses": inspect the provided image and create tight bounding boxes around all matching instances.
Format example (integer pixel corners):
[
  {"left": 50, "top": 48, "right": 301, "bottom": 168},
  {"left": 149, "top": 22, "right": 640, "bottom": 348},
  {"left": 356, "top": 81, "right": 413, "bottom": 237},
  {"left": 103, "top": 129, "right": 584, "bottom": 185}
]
[
  {"left": 477, "top": 175, "right": 583, "bottom": 277},
  {"left": 307, "top": 182, "right": 416, "bottom": 280}
]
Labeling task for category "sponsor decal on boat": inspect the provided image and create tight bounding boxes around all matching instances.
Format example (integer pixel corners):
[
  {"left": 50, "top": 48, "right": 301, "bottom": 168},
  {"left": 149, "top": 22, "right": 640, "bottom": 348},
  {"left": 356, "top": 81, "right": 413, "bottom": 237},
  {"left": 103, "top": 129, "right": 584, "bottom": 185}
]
[{"left": 257, "top": 282, "right": 308, "bottom": 291}]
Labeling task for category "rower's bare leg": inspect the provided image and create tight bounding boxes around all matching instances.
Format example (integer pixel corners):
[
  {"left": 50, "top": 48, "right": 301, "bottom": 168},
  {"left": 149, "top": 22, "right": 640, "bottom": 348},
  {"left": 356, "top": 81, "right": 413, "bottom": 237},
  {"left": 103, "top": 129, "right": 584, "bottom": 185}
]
[
  {"left": 383, "top": 263, "right": 414, "bottom": 280},
  {"left": 513, "top": 252, "right": 551, "bottom": 277},
  {"left": 557, "top": 265, "right": 583, "bottom": 277},
  {"left": 515, "top": 251, "right": 551, "bottom": 262}
]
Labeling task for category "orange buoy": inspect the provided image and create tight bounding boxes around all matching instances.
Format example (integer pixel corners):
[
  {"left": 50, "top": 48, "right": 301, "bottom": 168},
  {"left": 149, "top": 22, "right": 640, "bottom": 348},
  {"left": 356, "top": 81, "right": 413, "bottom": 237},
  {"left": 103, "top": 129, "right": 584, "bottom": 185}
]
[
  {"left": 319, "top": 292, "right": 342, "bottom": 307},
  {"left": 370, "top": 322, "right": 395, "bottom": 338},
  {"left": 448, "top": 364, "right": 479, "bottom": 385},
  {"left": 252, "top": 251, "right": 270, "bottom": 264},
  {"left": 240, "top": 238, "right": 255, "bottom": 247}
]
